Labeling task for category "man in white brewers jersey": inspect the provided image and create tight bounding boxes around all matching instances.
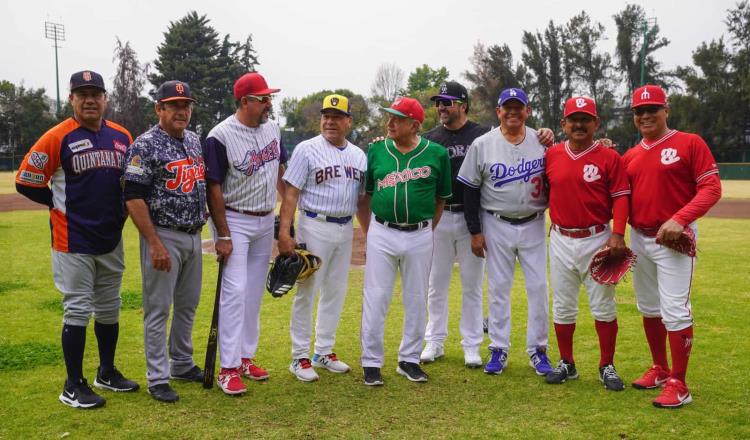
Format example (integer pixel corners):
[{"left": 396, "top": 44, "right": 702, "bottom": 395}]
[
  {"left": 203, "top": 72, "right": 287, "bottom": 395},
  {"left": 277, "top": 94, "right": 368, "bottom": 382}
]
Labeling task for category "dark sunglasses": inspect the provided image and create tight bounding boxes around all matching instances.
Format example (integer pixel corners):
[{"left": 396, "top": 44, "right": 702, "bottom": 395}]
[
  {"left": 245, "top": 95, "right": 273, "bottom": 104},
  {"left": 632, "top": 105, "right": 664, "bottom": 116},
  {"left": 434, "top": 99, "right": 463, "bottom": 108}
]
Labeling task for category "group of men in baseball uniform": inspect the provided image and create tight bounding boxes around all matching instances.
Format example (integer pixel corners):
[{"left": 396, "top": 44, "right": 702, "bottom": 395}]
[{"left": 17, "top": 62, "right": 719, "bottom": 410}]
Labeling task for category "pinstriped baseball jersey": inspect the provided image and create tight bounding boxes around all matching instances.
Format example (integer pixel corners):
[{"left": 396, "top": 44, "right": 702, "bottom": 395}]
[
  {"left": 203, "top": 116, "right": 286, "bottom": 212},
  {"left": 283, "top": 134, "right": 366, "bottom": 217},
  {"left": 457, "top": 126, "right": 548, "bottom": 217}
]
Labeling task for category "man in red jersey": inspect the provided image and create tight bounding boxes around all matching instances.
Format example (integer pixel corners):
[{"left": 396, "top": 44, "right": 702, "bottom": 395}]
[
  {"left": 624, "top": 85, "right": 721, "bottom": 408},
  {"left": 544, "top": 96, "right": 630, "bottom": 391}
]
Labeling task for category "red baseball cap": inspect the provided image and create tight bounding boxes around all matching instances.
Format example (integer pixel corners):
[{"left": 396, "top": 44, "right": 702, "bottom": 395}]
[
  {"left": 563, "top": 96, "right": 597, "bottom": 118},
  {"left": 233, "top": 72, "right": 280, "bottom": 100},
  {"left": 631, "top": 85, "right": 667, "bottom": 108},
  {"left": 380, "top": 97, "right": 425, "bottom": 123}
]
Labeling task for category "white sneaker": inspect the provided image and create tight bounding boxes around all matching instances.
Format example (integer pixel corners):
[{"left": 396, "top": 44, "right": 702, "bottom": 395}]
[
  {"left": 312, "top": 353, "right": 351, "bottom": 373},
  {"left": 289, "top": 358, "right": 319, "bottom": 382},
  {"left": 464, "top": 346, "right": 482, "bottom": 368},
  {"left": 420, "top": 342, "right": 445, "bottom": 363}
]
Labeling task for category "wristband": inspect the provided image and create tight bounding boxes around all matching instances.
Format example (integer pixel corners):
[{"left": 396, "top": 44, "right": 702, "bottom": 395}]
[{"left": 217, "top": 236, "right": 232, "bottom": 241}]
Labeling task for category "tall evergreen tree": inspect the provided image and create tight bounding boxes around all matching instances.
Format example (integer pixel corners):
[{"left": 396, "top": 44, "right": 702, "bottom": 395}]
[{"left": 111, "top": 38, "right": 151, "bottom": 136}]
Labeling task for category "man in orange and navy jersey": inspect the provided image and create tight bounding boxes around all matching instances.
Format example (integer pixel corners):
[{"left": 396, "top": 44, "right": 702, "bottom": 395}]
[{"left": 16, "top": 70, "right": 139, "bottom": 409}]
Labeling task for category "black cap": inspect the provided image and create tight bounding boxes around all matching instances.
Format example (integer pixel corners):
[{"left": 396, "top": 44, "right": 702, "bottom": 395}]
[
  {"left": 154, "top": 80, "right": 196, "bottom": 103},
  {"left": 69, "top": 70, "right": 106, "bottom": 92},
  {"left": 430, "top": 81, "right": 469, "bottom": 102}
]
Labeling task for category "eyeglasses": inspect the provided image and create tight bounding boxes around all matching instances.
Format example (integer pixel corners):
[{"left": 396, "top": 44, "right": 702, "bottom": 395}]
[
  {"left": 434, "top": 99, "right": 463, "bottom": 108},
  {"left": 632, "top": 105, "right": 664, "bottom": 116},
  {"left": 245, "top": 95, "right": 273, "bottom": 104}
]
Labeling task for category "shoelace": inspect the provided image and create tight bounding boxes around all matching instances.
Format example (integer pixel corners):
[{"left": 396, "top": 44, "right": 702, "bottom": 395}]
[
  {"left": 299, "top": 358, "right": 312, "bottom": 369},
  {"left": 534, "top": 353, "right": 550, "bottom": 367},
  {"left": 553, "top": 360, "right": 569, "bottom": 374},
  {"left": 77, "top": 379, "right": 96, "bottom": 396},
  {"left": 601, "top": 365, "right": 619, "bottom": 380},
  {"left": 642, "top": 365, "right": 666, "bottom": 381},
  {"left": 327, "top": 353, "right": 339, "bottom": 362}
]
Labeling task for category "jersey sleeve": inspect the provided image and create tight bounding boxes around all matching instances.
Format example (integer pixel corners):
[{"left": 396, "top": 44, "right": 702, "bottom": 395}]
[
  {"left": 279, "top": 137, "right": 288, "bottom": 165},
  {"left": 282, "top": 143, "right": 309, "bottom": 190},
  {"left": 15, "top": 130, "right": 62, "bottom": 188},
  {"left": 122, "top": 137, "right": 154, "bottom": 186},
  {"left": 202, "top": 136, "right": 230, "bottom": 184},
  {"left": 456, "top": 141, "right": 481, "bottom": 188},
  {"left": 608, "top": 153, "right": 631, "bottom": 199},
  {"left": 689, "top": 135, "right": 719, "bottom": 183},
  {"left": 437, "top": 147, "right": 453, "bottom": 199}
]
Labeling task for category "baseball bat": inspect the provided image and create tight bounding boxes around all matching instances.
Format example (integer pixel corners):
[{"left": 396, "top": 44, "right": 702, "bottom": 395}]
[{"left": 202, "top": 260, "right": 224, "bottom": 389}]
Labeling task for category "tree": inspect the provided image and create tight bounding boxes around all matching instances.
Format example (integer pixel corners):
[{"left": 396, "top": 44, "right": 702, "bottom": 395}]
[
  {"left": 110, "top": 38, "right": 151, "bottom": 136},
  {"left": 406, "top": 64, "right": 449, "bottom": 94},
  {"left": 370, "top": 63, "right": 405, "bottom": 103},
  {"left": 0, "top": 81, "right": 56, "bottom": 161}
]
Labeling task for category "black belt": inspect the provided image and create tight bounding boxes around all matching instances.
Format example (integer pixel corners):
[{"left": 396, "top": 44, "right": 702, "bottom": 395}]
[
  {"left": 487, "top": 210, "right": 542, "bottom": 225},
  {"left": 375, "top": 216, "right": 429, "bottom": 232},
  {"left": 305, "top": 210, "right": 352, "bottom": 224},
  {"left": 225, "top": 206, "right": 272, "bottom": 217},
  {"left": 156, "top": 224, "right": 202, "bottom": 235},
  {"left": 444, "top": 204, "right": 464, "bottom": 213}
]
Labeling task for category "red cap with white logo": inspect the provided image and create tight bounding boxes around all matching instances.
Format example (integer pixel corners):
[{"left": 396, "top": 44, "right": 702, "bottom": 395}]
[
  {"left": 631, "top": 85, "right": 667, "bottom": 108},
  {"left": 380, "top": 97, "right": 425, "bottom": 123},
  {"left": 563, "top": 96, "right": 597, "bottom": 118}
]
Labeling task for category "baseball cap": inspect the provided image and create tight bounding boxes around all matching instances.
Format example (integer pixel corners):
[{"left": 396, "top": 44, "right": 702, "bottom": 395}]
[
  {"left": 497, "top": 88, "right": 529, "bottom": 106},
  {"left": 154, "top": 80, "right": 196, "bottom": 103},
  {"left": 563, "top": 96, "right": 597, "bottom": 118},
  {"left": 430, "top": 81, "right": 468, "bottom": 102},
  {"left": 69, "top": 70, "right": 106, "bottom": 92},
  {"left": 380, "top": 97, "right": 425, "bottom": 123},
  {"left": 233, "top": 72, "right": 281, "bottom": 100},
  {"left": 321, "top": 94, "right": 351, "bottom": 116},
  {"left": 631, "top": 85, "right": 667, "bottom": 108}
]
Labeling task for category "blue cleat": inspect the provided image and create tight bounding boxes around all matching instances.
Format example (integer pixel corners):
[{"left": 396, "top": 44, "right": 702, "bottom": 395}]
[
  {"left": 483, "top": 347, "right": 507, "bottom": 375},
  {"left": 529, "top": 349, "right": 554, "bottom": 376}
]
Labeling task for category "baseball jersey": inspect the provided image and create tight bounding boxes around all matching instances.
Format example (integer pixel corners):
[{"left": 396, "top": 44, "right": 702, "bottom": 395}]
[
  {"left": 546, "top": 141, "right": 630, "bottom": 229},
  {"left": 283, "top": 134, "right": 366, "bottom": 217},
  {"left": 15, "top": 118, "right": 132, "bottom": 254},
  {"left": 623, "top": 130, "right": 719, "bottom": 229},
  {"left": 422, "top": 120, "right": 491, "bottom": 205},
  {"left": 365, "top": 137, "right": 452, "bottom": 224},
  {"left": 203, "top": 116, "right": 288, "bottom": 212},
  {"left": 457, "top": 126, "right": 548, "bottom": 217},
  {"left": 122, "top": 125, "right": 207, "bottom": 228}
]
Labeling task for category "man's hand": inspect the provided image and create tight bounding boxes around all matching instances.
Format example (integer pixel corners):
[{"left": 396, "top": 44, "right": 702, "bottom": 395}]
[
  {"left": 470, "top": 233, "right": 487, "bottom": 258},
  {"left": 369, "top": 136, "right": 385, "bottom": 145},
  {"left": 215, "top": 238, "right": 233, "bottom": 263},
  {"left": 149, "top": 239, "right": 171, "bottom": 272},
  {"left": 597, "top": 138, "right": 617, "bottom": 149},
  {"left": 278, "top": 233, "right": 297, "bottom": 257},
  {"left": 605, "top": 233, "right": 627, "bottom": 257},
  {"left": 538, "top": 128, "right": 555, "bottom": 147},
  {"left": 656, "top": 218, "right": 685, "bottom": 242}
]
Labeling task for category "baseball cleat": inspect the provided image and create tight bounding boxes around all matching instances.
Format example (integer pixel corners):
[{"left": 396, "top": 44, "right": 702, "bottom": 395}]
[
  {"left": 529, "top": 349, "right": 554, "bottom": 376},
  {"left": 363, "top": 367, "right": 384, "bottom": 386},
  {"left": 217, "top": 368, "right": 246, "bottom": 395},
  {"left": 94, "top": 366, "right": 140, "bottom": 392},
  {"left": 546, "top": 359, "right": 578, "bottom": 384},
  {"left": 484, "top": 347, "right": 508, "bottom": 375},
  {"left": 289, "top": 358, "right": 319, "bottom": 382},
  {"left": 599, "top": 364, "right": 625, "bottom": 391},
  {"left": 312, "top": 353, "right": 351, "bottom": 373},
  {"left": 59, "top": 379, "right": 106, "bottom": 409},
  {"left": 396, "top": 361, "right": 428, "bottom": 382},
  {"left": 632, "top": 364, "right": 670, "bottom": 390},
  {"left": 147, "top": 383, "right": 179, "bottom": 403},
  {"left": 420, "top": 342, "right": 445, "bottom": 363},
  {"left": 170, "top": 365, "right": 204, "bottom": 382},
  {"left": 464, "top": 346, "right": 482, "bottom": 368},
  {"left": 240, "top": 358, "right": 269, "bottom": 381},
  {"left": 653, "top": 378, "right": 692, "bottom": 408}
]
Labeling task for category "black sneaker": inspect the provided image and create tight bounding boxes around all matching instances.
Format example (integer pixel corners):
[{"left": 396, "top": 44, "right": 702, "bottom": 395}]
[
  {"left": 148, "top": 383, "right": 179, "bottom": 403},
  {"left": 59, "top": 379, "right": 106, "bottom": 409},
  {"left": 396, "top": 361, "right": 428, "bottom": 382},
  {"left": 599, "top": 364, "right": 625, "bottom": 391},
  {"left": 363, "top": 367, "right": 384, "bottom": 386},
  {"left": 94, "top": 367, "right": 140, "bottom": 392},
  {"left": 171, "top": 365, "right": 204, "bottom": 382},
  {"left": 546, "top": 360, "right": 578, "bottom": 384}
]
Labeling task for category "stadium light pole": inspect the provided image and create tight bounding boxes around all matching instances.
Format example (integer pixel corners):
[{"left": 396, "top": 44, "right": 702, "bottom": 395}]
[
  {"left": 639, "top": 17, "right": 657, "bottom": 87},
  {"left": 44, "top": 21, "right": 65, "bottom": 116}
]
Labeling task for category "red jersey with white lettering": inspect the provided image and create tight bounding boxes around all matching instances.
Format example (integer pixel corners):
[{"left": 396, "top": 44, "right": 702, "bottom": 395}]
[
  {"left": 546, "top": 141, "right": 630, "bottom": 229},
  {"left": 623, "top": 130, "right": 719, "bottom": 229}
]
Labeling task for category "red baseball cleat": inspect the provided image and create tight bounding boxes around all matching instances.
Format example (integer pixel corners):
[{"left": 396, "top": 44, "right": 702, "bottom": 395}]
[
  {"left": 217, "top": 368, "right": 246, "bottom": 395},
  {"left": 653, "top": 378, "right": 692, "bottom": 408},
  {"left": 241, "top": 358, "right": 269, "bottom": 381},
  {"left": 632, "top": 365, "right": 670, "bottom": 389}
]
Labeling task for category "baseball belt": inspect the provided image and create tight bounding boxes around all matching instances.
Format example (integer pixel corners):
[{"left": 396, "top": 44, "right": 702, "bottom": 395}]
[
  {"left": 225, "top": 206, "right": 272, "bottom": 217},
  {"left": 304, "top": 210, "right": 352, "bottom": 224},
  {"left": 487, "top": 210, "right": 542, "bottom": 225},
  {"left": 375, "top": 216, "right": 429, "bottom": 232},
  {"left": 552, "top": 224, "right": 606, "bottom": 239},
  {"left": 444, "top": 204, "right": 464, "bottom": 213}
]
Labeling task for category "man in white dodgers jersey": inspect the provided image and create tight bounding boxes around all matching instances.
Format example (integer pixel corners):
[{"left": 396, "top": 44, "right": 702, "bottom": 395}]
[
  {"left": 203, "top": 72, "right": 288, "bottom": 395},
  {"left": 277, "top": 94, "right": 368, "bottom": 382}
]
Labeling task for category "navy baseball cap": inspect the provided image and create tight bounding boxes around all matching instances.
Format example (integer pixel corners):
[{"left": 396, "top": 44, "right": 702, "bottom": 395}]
[
  {"left": 69, "top": 70, "right": 106, "bottom": 92},
  {"left": 497, "top": 88, "right": 528, "bottom": 106},
  {"left": 430, "top": 81, "right": 469, "bottom": 102},
  {"left": 155, "top": 80, "right": 197, "bottom": 103}
]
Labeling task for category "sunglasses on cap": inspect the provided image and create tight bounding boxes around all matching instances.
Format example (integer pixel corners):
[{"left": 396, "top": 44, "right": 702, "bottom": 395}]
[
  {"left": 434, "top": 99, "right": 463, "bottom": 108},
  {"left": 244, "top": 95, "right": 273, "bottom": 104},
  {"left": 632, "top": 105, "right": 664, "bottom": 116}
]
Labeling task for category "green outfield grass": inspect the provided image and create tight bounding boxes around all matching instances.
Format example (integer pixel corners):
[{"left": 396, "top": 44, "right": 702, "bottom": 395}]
[{"left": 0, "top": 211, "right": 748, "bottom": 439}]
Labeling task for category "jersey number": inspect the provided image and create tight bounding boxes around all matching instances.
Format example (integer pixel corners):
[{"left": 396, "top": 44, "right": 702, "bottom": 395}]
[{"left": 530, "top": 176, "right": 542, "bottom": 199}]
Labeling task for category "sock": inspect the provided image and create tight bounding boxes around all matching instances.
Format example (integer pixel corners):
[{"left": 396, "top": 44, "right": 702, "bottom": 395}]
[
  {"left": 595, "top": 319, "right": 618, "bottom": 367},
  {"left": 94, "top": 321, "right": 119, "bottom": 373},
  {"left": 643, "top": 317, "right": 670, "bottom": 370},
  {"left": 61, "top": 324, "right": 86, "bottom": 383},
  {"left": 554, "top": 322, "right": 576, "bottom": 364},
  {"left": 668, "top": 326, "right": 693, "bottom": 383}
]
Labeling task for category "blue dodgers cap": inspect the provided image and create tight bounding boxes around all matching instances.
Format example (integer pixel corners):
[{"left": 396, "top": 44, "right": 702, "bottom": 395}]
[{"left": 497, "top": 88, "right": 528, "bottom": 106}]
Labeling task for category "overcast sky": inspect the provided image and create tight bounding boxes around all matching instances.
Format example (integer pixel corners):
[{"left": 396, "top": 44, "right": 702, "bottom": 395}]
[{"left": 0, "top": 0, "right": 737, "bottom": 107}]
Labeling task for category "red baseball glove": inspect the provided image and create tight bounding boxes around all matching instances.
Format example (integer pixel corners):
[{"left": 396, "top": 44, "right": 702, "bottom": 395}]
[
  {"left": 589, "top": 246, "right": 637, "bottom": 286},
  {"left": 656, "top": 227, "right": 697, "bottom": 257}
]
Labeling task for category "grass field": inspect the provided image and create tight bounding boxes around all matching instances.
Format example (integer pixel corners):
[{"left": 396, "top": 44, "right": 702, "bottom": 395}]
[{"left": 0, "top": 211, "right": 748, "bottom": 439}]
